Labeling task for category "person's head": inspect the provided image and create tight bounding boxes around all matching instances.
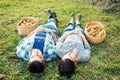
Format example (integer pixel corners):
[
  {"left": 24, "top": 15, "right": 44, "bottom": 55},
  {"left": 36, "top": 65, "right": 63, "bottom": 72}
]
[
  {"left": 58, "top": 48, "right": 78, "bottom": 78},
  {"left": 28, "top": 49, "right": 44, "bottom": 73},
  {"left": 58, "top": 59, "right": 75, "bottom": 78}
]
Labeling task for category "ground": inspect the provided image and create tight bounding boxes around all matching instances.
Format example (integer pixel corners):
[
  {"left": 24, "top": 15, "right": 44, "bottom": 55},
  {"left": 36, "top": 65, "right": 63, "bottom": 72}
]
[{"left": 0, "top": 0, "right": 120, "bottom": 80}]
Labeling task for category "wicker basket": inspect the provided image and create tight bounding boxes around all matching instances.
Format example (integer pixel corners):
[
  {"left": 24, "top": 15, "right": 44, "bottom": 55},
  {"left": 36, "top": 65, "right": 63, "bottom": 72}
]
[
  {"left": 17, "top": 17, "right": 38, "bottom": 36},
  {"left": 85, "top": 21, "right": 106, "bottom": 43}
]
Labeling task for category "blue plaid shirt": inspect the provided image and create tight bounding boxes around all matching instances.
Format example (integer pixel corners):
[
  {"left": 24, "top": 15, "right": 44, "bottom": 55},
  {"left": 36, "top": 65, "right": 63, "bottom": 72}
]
[{"left": 16, "top": 28, "right": 57, "bottom": 61}]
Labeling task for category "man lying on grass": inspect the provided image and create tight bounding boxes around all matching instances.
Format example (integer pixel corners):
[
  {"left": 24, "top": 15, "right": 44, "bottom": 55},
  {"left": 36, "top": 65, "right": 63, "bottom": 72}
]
[
  {"left": 56, "top": 13, "right": 91, "bottom": 78},
  {"left": 16, "top": 10, "right": 58, "bottom": 73}
]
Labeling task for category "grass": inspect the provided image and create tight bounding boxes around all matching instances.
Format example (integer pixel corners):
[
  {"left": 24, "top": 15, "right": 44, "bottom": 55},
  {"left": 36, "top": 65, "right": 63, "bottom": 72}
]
[{"left": 0, "top": 0, "right": 120, "bottom": 80}]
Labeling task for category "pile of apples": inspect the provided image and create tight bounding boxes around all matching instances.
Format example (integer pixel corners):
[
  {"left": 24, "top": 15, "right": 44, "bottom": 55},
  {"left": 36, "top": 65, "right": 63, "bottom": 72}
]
[
  {"left": 19, "top": 18, "right": 36, "bottom": 27},
  {"left": 86, "top": 25, "right": 105, "bottom": 38}
]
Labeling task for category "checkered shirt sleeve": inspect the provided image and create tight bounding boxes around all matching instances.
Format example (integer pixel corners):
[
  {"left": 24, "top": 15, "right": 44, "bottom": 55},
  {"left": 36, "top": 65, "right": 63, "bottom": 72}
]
[
  {"left": 43, "top": 33, "right": 57, "bottom": 61},
  {"left": 16, "top": 34, "right": 35, "bottom": 61}
]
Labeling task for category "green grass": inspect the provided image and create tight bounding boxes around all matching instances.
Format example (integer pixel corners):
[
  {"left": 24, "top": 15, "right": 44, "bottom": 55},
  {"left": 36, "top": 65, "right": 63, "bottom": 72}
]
[{"left": 0, "top": 0, "right": 120, "bottom": 80}]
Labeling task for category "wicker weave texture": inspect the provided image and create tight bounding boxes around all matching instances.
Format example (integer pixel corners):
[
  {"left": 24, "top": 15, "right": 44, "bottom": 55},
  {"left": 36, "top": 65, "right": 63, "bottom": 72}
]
[
  {"left": 17, "top": 17, "right": 38, "bottom": 36},
  {"left": 85, "top": 21, "right": 106, "bottom": 43}
]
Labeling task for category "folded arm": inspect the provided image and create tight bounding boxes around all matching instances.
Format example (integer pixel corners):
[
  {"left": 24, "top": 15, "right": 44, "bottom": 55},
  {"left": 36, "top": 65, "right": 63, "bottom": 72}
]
[
  {"left": 43, "top": 28, "right": 57, "bottom": 43},
  {"left": 60, "top": 30, "right": 80, "bottom": 40},
  {"left": 78, "top": 31, "right": 89, "bottom": 46},
  {"left": 26, "top": 27, "right": 57, "bottom": 43}
]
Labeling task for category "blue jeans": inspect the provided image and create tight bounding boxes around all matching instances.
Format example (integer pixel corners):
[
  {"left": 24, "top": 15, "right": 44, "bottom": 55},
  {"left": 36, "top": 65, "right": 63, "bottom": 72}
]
[
  {"left": 44, "top": 18, "right": 58, "bottom": 37},
  {"left": 62, "top": 23, "right": 84, "bottom": 35}
]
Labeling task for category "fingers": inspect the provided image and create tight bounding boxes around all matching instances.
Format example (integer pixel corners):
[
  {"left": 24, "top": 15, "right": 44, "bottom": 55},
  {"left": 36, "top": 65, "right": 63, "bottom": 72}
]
[
  {"left": 37, "top": 27, "right": 45, "bottom": 32},
  {"left": 73, "top": 29, "right": 80, "bottom": 34},
  {"left": 73, "top": 29, "right": 85, "bottom": 37}
]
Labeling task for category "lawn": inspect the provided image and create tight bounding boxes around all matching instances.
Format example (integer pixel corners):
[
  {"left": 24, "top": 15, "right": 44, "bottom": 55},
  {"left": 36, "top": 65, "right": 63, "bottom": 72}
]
[{"left": 0, "top": 0, "right": 120, "bottom": 80}]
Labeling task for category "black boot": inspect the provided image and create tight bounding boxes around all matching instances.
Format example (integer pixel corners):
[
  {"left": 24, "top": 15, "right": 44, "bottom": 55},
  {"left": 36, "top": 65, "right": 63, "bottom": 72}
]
[
  {"left": 46, "top": 9, "right": 52, "bottom": 19},
  {"left": 51, "top": 12, "right": 58, "bottom": 23}
]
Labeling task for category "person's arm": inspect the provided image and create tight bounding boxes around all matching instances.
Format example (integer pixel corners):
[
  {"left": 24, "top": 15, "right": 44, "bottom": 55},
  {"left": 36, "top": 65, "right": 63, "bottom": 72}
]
[
  {"left": 50, "top": 30, "right": 57, "bottom": 43},
  {"left": 26, "top": 29, "right": 37, "bottom": 39},
  {"left": 60, "top": 31, "right": 74, "bottom": 40},
  {"left": 26, "top": 26, "right": 48, "bottom": 39},
  {"left": 56, "top": 30, "right": 78, "bottom": 49},
  {"left": 37, "top": 27, "right": 57, "bottom": 43},
  {"left": 78, "top": 31, "right": 89, "bottom": 46},
  {"left": 26, "top": 27, "right": 57, "bottom": 42},
  {"left": 77, "top": 31, "right": 91, "bottom": 62},
  {"left": 26, "top": 25, "right": 44, "bottom": 39},
  {"left": 60, "top": 30, "right": 80, "bottom": 40},
  {"left": 79, "top": 31, "right": 91, "bottom": 52}
]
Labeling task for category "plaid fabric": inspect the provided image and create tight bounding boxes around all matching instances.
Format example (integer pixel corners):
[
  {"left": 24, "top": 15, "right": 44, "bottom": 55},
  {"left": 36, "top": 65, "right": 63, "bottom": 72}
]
[{"left": 16, "top": 27, "right": 57, "bottom": 61}]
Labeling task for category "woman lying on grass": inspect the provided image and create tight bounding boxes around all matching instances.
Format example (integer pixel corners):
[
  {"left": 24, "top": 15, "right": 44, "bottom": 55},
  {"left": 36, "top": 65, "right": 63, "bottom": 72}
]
[{"left": 56, "top": 13, "right": 91, "bottom": 78}]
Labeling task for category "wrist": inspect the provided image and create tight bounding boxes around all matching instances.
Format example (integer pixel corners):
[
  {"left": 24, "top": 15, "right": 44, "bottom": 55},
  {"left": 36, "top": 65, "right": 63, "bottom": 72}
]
[
  {"left": 81, "top": 35, "right": 86, "bottom": 40},
  {"left": 50, "top": 30, "right": 53, "bottom": 34}
]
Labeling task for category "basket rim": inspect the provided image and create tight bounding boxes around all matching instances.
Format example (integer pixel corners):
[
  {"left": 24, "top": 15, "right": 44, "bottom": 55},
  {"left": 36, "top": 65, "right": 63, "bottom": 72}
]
[
  {"left": 85, "top": 21, "right": 106, "bottom": 39},
  {"left": 17, "top": 17, "right": 38, "bottom": 26},
  {"left": 17, "top": 17, "right": 38, "bottom": 36},
  {"left": 85, "top": 21, "right": 105, "bottom": 29}
]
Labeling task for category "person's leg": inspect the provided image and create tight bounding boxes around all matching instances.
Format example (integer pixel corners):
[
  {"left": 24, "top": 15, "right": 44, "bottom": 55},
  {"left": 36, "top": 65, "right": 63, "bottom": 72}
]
[
  {"left": 62, "top": 13, "right": 75, "bottom": 35},
  {"left": 44, "top": 10, "right": 58, "bottom": 36},
  {"left": 75, "top": 13, "right": 85, "bottom": 34}
]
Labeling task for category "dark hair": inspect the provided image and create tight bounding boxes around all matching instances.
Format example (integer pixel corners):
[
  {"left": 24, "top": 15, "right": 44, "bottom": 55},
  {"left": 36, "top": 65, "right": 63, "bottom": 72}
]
[
  {"left": 58, "top": 59, "right": 75, "bottom": 78},
  {"left": 28, "top": 61, "right": 44, "bottom": 73}
]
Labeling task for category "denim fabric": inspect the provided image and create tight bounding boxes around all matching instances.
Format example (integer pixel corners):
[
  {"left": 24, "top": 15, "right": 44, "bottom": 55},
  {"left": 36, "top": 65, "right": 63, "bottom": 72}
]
[{"left": 44, "top": 18, "right": 58, "bottom": 36}]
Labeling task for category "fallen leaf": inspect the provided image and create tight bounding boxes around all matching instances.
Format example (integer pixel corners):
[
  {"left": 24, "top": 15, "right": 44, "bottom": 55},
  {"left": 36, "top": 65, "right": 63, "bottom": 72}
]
[{"left": 0, "top": 74, "right": 7, "bottom": 79}]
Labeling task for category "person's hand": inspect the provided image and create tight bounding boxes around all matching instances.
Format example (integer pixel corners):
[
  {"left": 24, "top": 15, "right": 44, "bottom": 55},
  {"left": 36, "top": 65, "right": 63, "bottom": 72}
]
[
  {"left": 45, "top": 28, "right": 53, "bottom": 33},
  {"left": 73, "top": 29, "right": 85, "bottom": 37},
  {"left": 73, "top": 29, "right": 80, "bottom": 34},
  {"left": 78, "top": 30, "right": 84, "bottom": 37},
  {"left": 36, "top": 27, "right": 45, "bottom": 32},
  {"left": 36, "top": 27, "right": 52, "bottom": 33}
]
